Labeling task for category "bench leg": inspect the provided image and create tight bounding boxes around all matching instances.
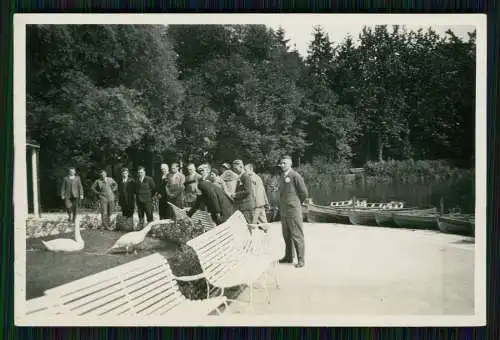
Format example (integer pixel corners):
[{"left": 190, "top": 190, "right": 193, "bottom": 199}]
[
  {"left": 249, "top": 275, "right": 271, "bottom": 304},
  {"left": 269, "top": 262, "right": 280, "bottom": 289},
  {"left": 263, "top": 274, "right": 271, "bottom": 304},
  {"left": 213, "top": 301, "right": 228, "bottom": 315}
]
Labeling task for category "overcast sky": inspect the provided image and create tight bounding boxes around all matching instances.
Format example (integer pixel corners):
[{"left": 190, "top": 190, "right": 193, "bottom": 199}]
[{"left": 267, "top": 24, "right": 475, "bottom": 57}]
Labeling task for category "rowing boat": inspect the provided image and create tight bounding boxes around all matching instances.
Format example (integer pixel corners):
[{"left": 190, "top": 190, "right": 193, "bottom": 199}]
[
  {"left": 348, "top": 208, "right": 380, "bottom": 226},
  {"left": 392, "top": 208, "right": 439, "bottom": 229},
  {"left": 375, "top": 207, "right": 434, "bottom": 227},
  {"left": 437, "top": 214, "right": 475, "bottom": 237},
  {"left": 306, "top": 203, "right": 352, "bottom": 224},
  {"left": 348, "top": 202, "right": 405, "bottom": 226}
]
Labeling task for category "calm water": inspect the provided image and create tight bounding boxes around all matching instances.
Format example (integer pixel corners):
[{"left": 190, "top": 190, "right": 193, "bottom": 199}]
[{"left": 265, "top": 175, "right": 475, "bottom": 214}]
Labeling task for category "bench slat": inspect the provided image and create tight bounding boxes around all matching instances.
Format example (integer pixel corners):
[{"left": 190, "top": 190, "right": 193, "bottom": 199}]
[
  {"left": 197, "top": 236, "right": 236, "bottom": 261},
  {"left": 128, "top": 275, "right": 178, "bottom": 303},
  {"left": 125, "top": 267, "right": 170, "bottom": 290},
  {"left": 48, "top": 263, "right": 167, "bottom": 315},
  {"left": 98, "top": 301, "right": 132, "bottom": 316},
  {"left": 186, "top": 210, "right": 274, "bottom": 294},
  {"left": 38, "top": 253, "right": 228, "bottom": 318},
  {"left": 42, "top": 253, "right": 224, "bottom": 317},
  {"left": 62, "top": 282, "right": 125, "bottom": 314},
  {"left": 135, "top": 289, "right": 185, "bottom": 315},
  {"left": 195, "top": 233, "right": 235, "bottom": 257},
  {"left": 188, "top": 225, "right": 233, "bottom": 246},
  {"left": 45, "top": 254, "right": 167, "bottom": 297},
  {"left": 76, "top": 293, "right": 131, "bottom": 317},
  {"left": 25, "top": 296, "right": 53, "bottom": 315}
]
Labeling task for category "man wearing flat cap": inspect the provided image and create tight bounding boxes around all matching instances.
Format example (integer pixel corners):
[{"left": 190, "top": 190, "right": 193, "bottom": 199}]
[{"left": 231, "top": 159, "right": 255, "bottom": 223}]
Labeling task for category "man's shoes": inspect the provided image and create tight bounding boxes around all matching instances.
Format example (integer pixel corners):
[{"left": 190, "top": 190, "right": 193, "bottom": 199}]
[
  {"left": 279, "top": 258, "right": 293, "bottom": 264},
  {"left": 294, "top": 262, "right": 305, "bottom": 268}
]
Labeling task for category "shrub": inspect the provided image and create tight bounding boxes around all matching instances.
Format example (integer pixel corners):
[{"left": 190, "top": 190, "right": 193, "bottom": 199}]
[
  {"left": 167, "top": 244, "right": 208, "bottom": 300},
  {"left": 363, "top": 159, "right": 472, "bottom": 182},
  {"left": 297, "top": 156, "right": 351, "bottom": 184},
  {"left": 149, "top": 216, "right": 205, "bottom": 246}
]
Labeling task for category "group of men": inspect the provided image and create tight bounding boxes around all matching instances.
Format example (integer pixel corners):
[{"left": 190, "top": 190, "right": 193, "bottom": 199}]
[
  {"left": 59, "top": 155, "right": 309, "bottom": 267},
  {"left": 60, "top": 166, "right": 158, "bottom": 228}
]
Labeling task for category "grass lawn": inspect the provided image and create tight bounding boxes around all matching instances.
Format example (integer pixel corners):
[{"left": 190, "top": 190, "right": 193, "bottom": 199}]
[{"left": 26, "top": 229, "right": 179, "bottom": 300}]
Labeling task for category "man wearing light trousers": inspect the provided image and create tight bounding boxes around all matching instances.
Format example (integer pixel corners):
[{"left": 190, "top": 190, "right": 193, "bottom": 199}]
[{"left": 278, "top": 155, "right": 308, "bottom": 268}]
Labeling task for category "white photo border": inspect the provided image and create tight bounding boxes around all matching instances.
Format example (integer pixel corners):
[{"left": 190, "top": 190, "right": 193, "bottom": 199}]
[{"left": 13, "top": 13, "right": 487, "bottom": 327}]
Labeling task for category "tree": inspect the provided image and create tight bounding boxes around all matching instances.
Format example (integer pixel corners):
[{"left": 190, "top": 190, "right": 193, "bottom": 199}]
[
  {"left": 353, "top": 25, "right": 410, "bottom": 162},
  {"left": 27, "top": 24, "right": 184, "bottom": 208},
  {"left": 303, "top": 25, "right": 358, "bottom": 163}
]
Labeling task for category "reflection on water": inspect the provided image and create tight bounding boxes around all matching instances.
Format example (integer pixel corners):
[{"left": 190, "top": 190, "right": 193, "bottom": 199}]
[{"left": 266, "top": 175, "right": 475, "bottom": 214}]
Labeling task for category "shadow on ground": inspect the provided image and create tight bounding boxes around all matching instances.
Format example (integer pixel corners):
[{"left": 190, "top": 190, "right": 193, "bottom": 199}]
[{"left": 451, "top": 239, "right": 475, "bottom": 245}]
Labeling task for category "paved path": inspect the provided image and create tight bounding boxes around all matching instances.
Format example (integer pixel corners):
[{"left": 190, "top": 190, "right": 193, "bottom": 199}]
[{"left": 227, "top": 222, "right": 474, "bottom": 315}]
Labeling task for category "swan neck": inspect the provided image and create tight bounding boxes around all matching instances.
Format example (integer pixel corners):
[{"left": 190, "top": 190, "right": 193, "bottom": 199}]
[{"left": 75, "top": 221, "right": 83, "bottom": 243}]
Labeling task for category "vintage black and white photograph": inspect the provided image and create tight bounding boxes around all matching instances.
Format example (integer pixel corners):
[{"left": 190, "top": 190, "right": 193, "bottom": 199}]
[{"left": 14, "top": 14, "right": 486, "bottom": 326}]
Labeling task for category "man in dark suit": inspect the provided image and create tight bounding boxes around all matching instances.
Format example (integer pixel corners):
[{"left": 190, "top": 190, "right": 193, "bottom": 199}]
[
  {"left": 135, "top": 166, "right": 156, "bottom": 225},
  {"left": 157, "top": 163, "right": 172, "bottom": 220},
  {"left": 278, "top": 155, "right": 308, "bottom": 268},
  {"left": 60, "top": 167, "right": 84, "bottom": 222},
  {"left": 118, "top": 167, "right": 135, "bottom": 218},
  {"left": 230, "top": 159, "right": 255, "bottom": 223},
  {"left": 187, "top": 164, "right": 235, "bottom": 225}
]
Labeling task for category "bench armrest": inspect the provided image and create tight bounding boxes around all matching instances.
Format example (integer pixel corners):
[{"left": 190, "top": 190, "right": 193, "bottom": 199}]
[{"left": 174, "top": 273, "right": 206, "bottom": 281}]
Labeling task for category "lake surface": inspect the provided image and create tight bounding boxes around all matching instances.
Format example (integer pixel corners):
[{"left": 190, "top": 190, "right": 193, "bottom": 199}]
[{"left": 265, "top": 175, "right": 475, "bottom": 214}]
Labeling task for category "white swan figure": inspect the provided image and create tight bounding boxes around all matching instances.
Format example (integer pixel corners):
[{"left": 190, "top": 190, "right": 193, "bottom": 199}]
[
  {"left": 107, "top": 222, "right": 153, "bottom": 255},
  {"left": 41, "top": 216, "right": 84, "bottom": 252}
]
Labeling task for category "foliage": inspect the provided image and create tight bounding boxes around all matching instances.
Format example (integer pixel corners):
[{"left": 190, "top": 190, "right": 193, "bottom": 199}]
[
  {"left": 167, "top": 245, "right": 208, "bottom": 299},
  {"left": 27, "top": 24, "right": 476, "bottom": 210},
  {"left": 303, "top": 26, "right": 359, "bottom": 163},
  {"left": 363, "top": 159, "right": 474, "bottom": 182},
  {"left": 151, "top": 217, "right": 206, "bottom": 246}
]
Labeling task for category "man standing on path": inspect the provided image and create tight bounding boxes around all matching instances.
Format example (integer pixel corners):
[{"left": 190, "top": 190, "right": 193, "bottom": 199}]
[
  {"left": 244, "top": 163, "right": 270, "bottom": 224},
  {"left": 91, "top": 169, "right": 118, "bottom": 229},
  {"left": 168, "top": 162, "right": 185, "bottom": 208},
  {"left": 118, "top": 167, "right": 135, "bottom": 218},
  {"left": 184, "top": 163, "right": 201, "bottom": 208},
  {"left": 135, "top": 166, "right": 156, "bottom": 227},
  {"left": 157, "top": 163, "right": 172, "bottom": 220},
  {"left": 231, "top": 159, "right": 255, "bottom": 223},
  {"left": 60, "top": 167, "right": 84, "bottom": 222},
  {"left": 278, "top": 155, "right": 308, "bottom": 268}
]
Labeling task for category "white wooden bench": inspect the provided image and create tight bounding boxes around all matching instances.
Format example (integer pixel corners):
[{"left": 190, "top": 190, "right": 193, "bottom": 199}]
[
  {"left": 25, "top": 295, "right": 56, "bottom": 315},
  {"left": 192, "top": 210, "right": 216, "bottom": 231},
  {"left": 42, "top": 253, "right": 227, "bottom": 317},
  {"left": 183, "top": 210, "right": 278, "bottom": 308},
  {"left": 168, "top": 202, "right": 215, "bottom": 231}
]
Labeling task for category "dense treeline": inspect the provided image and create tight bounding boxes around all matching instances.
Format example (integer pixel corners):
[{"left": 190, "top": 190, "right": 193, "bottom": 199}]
[{"left": 26, "top": 24, "right": 476, "bottom": 209}]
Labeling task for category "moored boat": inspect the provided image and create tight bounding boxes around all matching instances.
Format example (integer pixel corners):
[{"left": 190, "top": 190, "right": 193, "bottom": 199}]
[
  {"left": 437, "top": 214, "right": 475, "bottom": 237},
  {"left": 348, "top": 208, "right": 380, "bottom": 225},
  {"left": 374, "top": 206, "right": 426, "bottom": 227},
  {"left": 307, "top": 203, "right": 351, "bottom": 224},
  {"left": 392, "top": 208, "right": 439, "bottom": 229},
  {"left": 348, "top": 202, "right": 404, "bottom": 226},
  {"left": 330, "top": 200, "right": 354, "bottom": 208}
]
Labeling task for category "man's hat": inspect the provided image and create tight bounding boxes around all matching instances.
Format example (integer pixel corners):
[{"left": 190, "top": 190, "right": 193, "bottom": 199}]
[
  {"left": 232, "top": 159, "right": 244, "bottom": 166},
  {"left": 197, "top": 164, "right": 209, "bottom": 172}
]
